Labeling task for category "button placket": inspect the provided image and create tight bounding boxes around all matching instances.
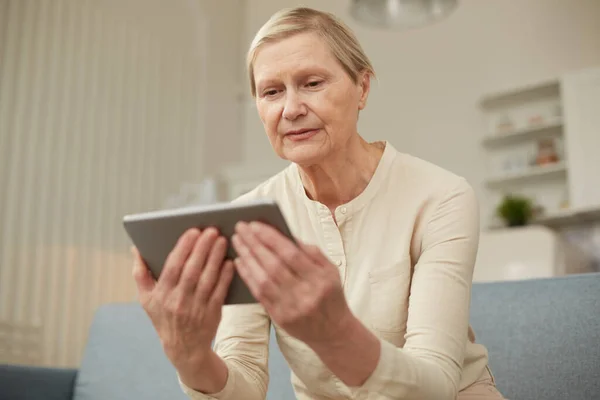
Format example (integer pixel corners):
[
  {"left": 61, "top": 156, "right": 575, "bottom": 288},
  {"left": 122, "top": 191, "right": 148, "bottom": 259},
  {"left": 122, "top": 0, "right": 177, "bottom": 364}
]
[
  {"left": 334, "top": 204, "right": 350, "bottom": 227},
  {"left": 314, "top": 202, "right": 348, "bottom": 282}
]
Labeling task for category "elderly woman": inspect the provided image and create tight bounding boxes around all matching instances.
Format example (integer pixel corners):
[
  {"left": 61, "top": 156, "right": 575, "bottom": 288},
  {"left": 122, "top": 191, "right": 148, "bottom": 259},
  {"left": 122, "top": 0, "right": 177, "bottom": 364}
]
[{"left": 133, "top": 7, "right": 505, "bottom": 400}]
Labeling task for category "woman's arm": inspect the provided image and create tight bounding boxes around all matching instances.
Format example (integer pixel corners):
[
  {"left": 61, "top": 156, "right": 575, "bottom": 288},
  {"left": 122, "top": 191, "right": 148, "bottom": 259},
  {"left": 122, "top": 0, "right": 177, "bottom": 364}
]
[
  {"left": 179, "top": 304, "right": 271, "bottom": 400},
  {"left": 177, "top": 349, "right": 229, "bottom": 394},
  {"left": 317, "top": 178, "right": 480, "bottom": 399},
  {"left": 307, "top": 311, "right": 381, "bottom": 386}
]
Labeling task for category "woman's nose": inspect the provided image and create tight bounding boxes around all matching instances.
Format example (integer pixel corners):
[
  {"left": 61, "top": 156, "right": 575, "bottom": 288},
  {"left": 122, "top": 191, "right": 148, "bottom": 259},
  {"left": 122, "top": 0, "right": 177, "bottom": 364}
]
[{"left": 282, "top": 92, "right": 307, "bottom": 120}]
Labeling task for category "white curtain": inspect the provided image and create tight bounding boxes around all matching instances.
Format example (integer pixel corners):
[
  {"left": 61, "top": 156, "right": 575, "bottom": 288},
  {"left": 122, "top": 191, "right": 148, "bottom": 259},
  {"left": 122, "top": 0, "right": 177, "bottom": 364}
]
[{"left": 0, "top": 0, "right": 208, "bottom": 367}]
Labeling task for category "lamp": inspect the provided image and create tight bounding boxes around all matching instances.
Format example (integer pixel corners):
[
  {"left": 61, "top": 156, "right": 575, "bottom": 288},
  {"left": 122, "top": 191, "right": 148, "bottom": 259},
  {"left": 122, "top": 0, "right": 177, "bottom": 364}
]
[{"left": 350, "top": 0, "right": 458, "bottom": 30}]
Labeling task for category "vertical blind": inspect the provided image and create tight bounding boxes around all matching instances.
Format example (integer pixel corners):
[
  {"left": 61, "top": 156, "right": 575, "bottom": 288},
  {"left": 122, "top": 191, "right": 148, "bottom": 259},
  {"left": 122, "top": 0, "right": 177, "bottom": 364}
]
[{"left": 0, "top": 0, "right": 208, "bottom": 367}]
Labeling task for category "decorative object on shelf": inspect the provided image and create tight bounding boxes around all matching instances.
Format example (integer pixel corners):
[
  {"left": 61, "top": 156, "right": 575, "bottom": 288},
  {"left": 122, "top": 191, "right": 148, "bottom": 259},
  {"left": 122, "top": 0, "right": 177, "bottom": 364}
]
[
  {"left": 501, "top": 157, "right": 513, "bottom": 174},
  {"left": 528, "top": 114, "right": 545, "bottom": 126},
  {"left": 349, "top": 0, "right": 458, "bottom": 30},
  {"left": 532, "top": 203, "right": 545, "bottom": 219},
  {"left": 500, "top": 150, "right": 530, "bottom": 175},
  {"left": 535, "top": 138, "right": 559, "bottom": 166},
  {"left": 487, "top": 160, "right": 567, "bottom": 187},
  {"left": 495, "top": 114, "right": 515, "bottom": 134},
  {"left": 496, "top": 194, "right": 534, "bottom": 227},
  {"left": 482, "top": 117, "right": 563, "bottom": 148},
  {"left": 559, "top": 189, "right": 570, "bottom": 210}
]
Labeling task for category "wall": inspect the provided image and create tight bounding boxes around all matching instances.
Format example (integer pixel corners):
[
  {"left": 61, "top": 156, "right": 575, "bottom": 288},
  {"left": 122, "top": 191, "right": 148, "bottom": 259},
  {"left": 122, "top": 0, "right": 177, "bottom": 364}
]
[
  {"left": 201, "top": 0, "right": 246, "bottom": 176},
  {"left": 237, "top": 0, "right": 600, "bottom": 209},
  {"left": 0, "top": 0, "right": 209, "bottom": 367}
]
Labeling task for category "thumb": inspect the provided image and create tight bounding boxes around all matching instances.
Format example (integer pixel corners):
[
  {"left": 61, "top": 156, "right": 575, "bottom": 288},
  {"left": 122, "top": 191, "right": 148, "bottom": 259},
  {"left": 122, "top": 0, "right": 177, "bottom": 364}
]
[{"left": 131, "top": 246, "right": 156, "bottom": 294}]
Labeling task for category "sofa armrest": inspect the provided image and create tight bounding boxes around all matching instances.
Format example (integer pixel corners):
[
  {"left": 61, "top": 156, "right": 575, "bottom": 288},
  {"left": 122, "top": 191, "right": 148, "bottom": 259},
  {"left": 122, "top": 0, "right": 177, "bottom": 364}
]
[{"left": 0, "top": 364, "right": 77, "bottom": 400}]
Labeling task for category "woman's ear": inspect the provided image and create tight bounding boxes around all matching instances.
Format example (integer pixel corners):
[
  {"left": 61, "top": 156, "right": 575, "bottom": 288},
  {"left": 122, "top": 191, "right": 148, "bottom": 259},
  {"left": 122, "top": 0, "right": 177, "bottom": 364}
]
[{"left": 357, "top": 71, "right": 371, "bottom": 110}]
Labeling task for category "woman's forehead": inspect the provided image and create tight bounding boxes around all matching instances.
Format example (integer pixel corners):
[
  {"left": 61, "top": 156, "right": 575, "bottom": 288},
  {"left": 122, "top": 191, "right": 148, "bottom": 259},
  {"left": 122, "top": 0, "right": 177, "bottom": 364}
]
[
  {"left": 256, "top": 33, "right": 331, "bottom": 63},
  {"left": 253, "top": 34, "right": 338, "bottom": 80}
]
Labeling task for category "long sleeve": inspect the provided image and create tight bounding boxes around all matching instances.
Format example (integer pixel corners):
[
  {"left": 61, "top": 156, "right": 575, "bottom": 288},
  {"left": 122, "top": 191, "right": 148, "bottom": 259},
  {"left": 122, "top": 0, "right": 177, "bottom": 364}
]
[
  {"left": 179, "top": 304, "right": 271, "bottom": 400},
  {"left": 349, "top": 178, "right": 480, "bottom": 400}
]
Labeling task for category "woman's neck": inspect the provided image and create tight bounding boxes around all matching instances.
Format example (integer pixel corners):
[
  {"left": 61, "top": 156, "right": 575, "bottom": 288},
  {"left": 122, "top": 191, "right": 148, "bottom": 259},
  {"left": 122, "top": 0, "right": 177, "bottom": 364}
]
[{"left": 298, "top": 136, "right": 385, "bottom": 210}]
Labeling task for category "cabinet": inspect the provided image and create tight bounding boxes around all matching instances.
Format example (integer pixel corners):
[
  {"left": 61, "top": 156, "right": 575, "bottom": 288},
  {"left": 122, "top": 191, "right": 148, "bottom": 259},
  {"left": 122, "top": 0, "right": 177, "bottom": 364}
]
[
  {"left": 474, "top": 225, "right": 593, "bottom": 282},
  {"left": 480, "top": 66, "right": 600, "bottom": 228},
  {"left": 562, "top": 68, "right": 600, "bottom": 210}
]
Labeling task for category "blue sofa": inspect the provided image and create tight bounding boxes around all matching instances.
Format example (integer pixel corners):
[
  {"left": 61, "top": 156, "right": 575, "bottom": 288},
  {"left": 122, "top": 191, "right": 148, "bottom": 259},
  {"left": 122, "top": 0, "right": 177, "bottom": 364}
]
[{"left": 1, "top": 273, "right": 599, "bottom": 400}]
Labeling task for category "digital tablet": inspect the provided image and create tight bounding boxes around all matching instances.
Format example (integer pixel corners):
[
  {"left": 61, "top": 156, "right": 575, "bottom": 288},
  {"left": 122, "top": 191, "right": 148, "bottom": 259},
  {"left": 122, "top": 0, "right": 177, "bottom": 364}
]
[{"left": 123, "top": 199, "right": 294, "bottom": 305}]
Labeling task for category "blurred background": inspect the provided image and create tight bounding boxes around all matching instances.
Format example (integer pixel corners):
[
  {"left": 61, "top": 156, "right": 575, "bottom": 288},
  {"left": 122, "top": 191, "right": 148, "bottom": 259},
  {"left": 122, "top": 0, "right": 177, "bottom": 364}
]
[{"left": 0, "top": 0, "right": 599, "bottom": 370}]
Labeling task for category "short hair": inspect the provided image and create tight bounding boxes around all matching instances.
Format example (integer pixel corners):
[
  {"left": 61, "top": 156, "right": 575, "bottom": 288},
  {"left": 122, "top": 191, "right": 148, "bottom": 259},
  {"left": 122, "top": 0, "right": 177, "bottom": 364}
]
[{"left": 247, "top": 7, "right": 376, "bottom": 97}]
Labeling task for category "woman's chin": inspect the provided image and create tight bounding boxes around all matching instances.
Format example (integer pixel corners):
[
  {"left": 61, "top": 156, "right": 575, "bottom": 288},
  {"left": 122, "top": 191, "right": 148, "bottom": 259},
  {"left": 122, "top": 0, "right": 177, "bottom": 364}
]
[{"left": 281, "top": 142, "right": 328, "bottom": 166}]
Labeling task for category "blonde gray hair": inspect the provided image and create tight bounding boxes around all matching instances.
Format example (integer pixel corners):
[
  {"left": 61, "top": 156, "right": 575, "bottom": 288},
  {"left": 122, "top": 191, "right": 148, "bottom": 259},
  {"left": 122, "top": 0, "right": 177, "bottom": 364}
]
[{"left": 247, "top": 7, "right": 376, "bottom": 97}]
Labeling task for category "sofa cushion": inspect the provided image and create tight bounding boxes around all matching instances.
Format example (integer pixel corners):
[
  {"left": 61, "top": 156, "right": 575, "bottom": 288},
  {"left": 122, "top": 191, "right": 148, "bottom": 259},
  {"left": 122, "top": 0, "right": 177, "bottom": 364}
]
[
  {"left": 0, "top": 364, "right": 77, "bottom": 400},
  {"left": 73, "top": 302, "right": 188, "bottom": 400},
  {"left": 266, "top": 329, "right": 295, "bottom": 399},
  {"left": 74, "top": 301, "right": 298, "bottom": 400},
  {"left": 470, "top": 273, "right": 600, "bottom": 400}
]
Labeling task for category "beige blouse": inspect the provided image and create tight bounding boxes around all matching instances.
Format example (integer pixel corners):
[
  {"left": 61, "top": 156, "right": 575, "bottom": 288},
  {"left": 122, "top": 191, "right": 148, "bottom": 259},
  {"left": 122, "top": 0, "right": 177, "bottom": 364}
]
[{"left": 180, "top": 141, "right": 491, "bottom": 399}]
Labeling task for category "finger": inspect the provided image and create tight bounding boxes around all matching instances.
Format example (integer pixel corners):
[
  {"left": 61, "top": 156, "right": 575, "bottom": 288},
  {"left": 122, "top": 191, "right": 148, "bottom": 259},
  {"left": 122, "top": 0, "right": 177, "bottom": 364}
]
[
  {"left": 207, "top": 260, "right": 234, "bottom": 312},
  {"left": 177, "top": 228, "right": 219, "bottom": 294},
  {"left": 131, "top": 246, "right": 156, "bottom": 295},
  {"left": 233, "top": 222, "right": 297, "bottom": 285},
  {"left": 159, "top": 228, "right": 201, "bottom": 289},
  {"left": 242, "top": 221, "right": 317, "bottom": 276},
  {"left": 232, "top": 241, "right": 279, "bottom": 305},
  {"left": 195, "top": 235, "right": 228, "bottom": 303}
]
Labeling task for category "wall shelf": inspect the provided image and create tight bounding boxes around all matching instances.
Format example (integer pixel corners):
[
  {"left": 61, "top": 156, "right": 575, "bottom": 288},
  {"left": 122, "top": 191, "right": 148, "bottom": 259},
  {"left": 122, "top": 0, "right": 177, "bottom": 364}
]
[
  {"left": 534, "top": 205, "right": 600, "bottom": 227},
  {"left": 479, "top": 67, "right": 600, "bottom": 230},
  {"left": 480, "top": 79, "right": 560, "bottom": 108},
  {"left": 485, "top": 162, "right": 567, "bottom": 187},
  {"left": 482, "top": 117, "right": 563, "bottom": 147}
]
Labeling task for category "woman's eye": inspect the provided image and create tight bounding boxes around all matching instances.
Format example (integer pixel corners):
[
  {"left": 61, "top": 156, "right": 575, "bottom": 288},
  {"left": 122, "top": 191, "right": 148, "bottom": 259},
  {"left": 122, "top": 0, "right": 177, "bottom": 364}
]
[
  {"left": 307, "top": 81, "right": 321, "bottom": 87},
  {"left": 264, "top": 89, "right": 278, "bottom": 97}
]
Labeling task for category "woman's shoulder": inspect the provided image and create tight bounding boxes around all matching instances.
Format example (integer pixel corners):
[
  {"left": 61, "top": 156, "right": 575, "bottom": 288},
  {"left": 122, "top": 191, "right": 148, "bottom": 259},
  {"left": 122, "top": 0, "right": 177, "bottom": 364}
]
[
  {"left": 230, "top": 164, "right": 298, "bottom": 205},
  {"left": 390, "top": 149, "right": 475, "bottom": 197}
]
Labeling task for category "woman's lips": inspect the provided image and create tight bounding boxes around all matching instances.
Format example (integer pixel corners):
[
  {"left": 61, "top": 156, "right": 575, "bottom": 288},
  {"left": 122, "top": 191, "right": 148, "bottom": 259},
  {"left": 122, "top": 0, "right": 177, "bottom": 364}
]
[{"left": 285, "top": 129, "right": 319, "bottom": 141}]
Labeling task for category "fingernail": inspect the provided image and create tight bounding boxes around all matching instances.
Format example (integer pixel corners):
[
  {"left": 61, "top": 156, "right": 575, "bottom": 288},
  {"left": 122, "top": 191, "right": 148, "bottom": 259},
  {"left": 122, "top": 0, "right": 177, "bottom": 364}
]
[
  {"left": 234, "top": 235, "right": 245, "bottom": 249},
  {"left": 250, "top": 222, "right": 260, "bottom": 232},
  {"left": 186, "top": 229, "right": 199, "bottom": 240}
]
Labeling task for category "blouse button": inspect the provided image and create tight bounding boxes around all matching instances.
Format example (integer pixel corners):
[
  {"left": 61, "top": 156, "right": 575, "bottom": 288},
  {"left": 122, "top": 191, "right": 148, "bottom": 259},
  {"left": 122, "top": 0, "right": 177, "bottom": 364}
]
[{"left": 340, "top": 207, "right": 347, "bottom": 214}]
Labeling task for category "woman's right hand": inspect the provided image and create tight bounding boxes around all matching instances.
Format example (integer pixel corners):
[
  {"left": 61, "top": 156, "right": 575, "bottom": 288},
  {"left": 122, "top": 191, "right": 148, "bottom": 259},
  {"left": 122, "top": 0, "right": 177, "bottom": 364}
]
[{"left": 132, "top": 227, "right": 235, "bottom": 370}]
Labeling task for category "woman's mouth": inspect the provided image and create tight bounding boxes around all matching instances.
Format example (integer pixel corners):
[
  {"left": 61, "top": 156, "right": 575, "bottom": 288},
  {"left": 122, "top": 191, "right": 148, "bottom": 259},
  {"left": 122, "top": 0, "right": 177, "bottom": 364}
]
[{"left": 285, "top": 129, "right": 319, "bottom": 141}]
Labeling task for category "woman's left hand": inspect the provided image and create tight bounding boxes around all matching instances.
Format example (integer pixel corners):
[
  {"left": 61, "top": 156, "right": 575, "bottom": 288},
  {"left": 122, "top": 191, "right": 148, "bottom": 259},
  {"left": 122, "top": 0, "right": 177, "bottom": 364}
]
[{"left": 232, "top": 221, "right": 353, "bottom": 347}]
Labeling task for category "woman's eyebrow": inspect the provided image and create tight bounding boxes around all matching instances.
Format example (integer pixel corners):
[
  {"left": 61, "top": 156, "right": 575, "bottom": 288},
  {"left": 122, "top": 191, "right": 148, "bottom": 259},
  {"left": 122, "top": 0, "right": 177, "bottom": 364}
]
[
  {"left": 256, "top": 77, "right": 279, "bottom": 89},
  {"left": 256, "top": 66, "right": 330, "bottom": 88}
]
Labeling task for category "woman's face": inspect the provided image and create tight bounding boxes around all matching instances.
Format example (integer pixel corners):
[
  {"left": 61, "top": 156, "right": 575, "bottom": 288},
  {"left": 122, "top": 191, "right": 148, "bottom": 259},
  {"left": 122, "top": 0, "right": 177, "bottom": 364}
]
[{"left": 253, "top": 32, "right": 370, "bottom": 166}]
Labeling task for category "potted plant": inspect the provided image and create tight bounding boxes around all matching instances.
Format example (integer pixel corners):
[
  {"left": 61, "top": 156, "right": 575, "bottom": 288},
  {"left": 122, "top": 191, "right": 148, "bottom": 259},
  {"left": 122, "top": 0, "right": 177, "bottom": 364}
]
[{"left": 496, "top": 194, "right": 534, "bottom": 227}]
